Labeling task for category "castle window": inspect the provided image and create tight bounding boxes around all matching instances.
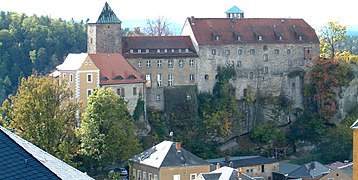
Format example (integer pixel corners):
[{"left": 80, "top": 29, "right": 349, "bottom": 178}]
[
  {"left": 158, "top": 60, "right": 162, "bottom": 67},
  {"left": 304, "top": 47, "right": 312, "bottom": 60},
  {"left": 156, "top": 94, "right": 161, "bottom": 101},
  {"left": 225, "top": 50, "right": 230, "bottom": 56},
  {"left": 137, "top": 61, "right": 141, "bottom": 67},
  {"left": 146, "top": 60, "right": 151, "bottom": 68},
  {"left": 130, "top": 49, "right": 134, "bottom": 53},
  {"left": 204, "top": 74, "right": 209, "bottom": 81},
  {"left": 190, "top": 59, "right": 194, "bottom": 67},
  {"left": 212, "top": 49, "right": 217, "bottom": 55},
  {"left": 287, "top": 49, "right": 291, "bottom": 54},
  {"left": 190, "top": 74, "right": 195, "bottom": 81},
  {"left": 258, "top": 35, "right": 263, "bottom": 41},
  {"left": 146, "top": 74, "right": 152, "bottom": 88},
  {"left": 168, "top": 59, "right": 173, "bottom": 68},
  {"left": 238, "top": 49, "right": 243, "bottom": 55},
  {"left": 264, "top": 66, "right": 268, "bottom": 74},
  {"left": 288, "top": 59, "right": 292, "bottom": 66},
  {"left": 263, "top": 54, "right": 268, "bottom": 61},
  {"left": 237, "top": 61, "right": 242, "bottom": 67},
  {"left": 168, "top": 74, "right": 173, "bottom": 86},
  {"left": 263, "top": 45, "right": 268, "bottom": 51},
  {"left": 87, "top": 74, "right": 93, "bottom": 83},
  {"left": 179, "top": 59, "right": 184, "bottom": 68},
  {"left": 275, "top": 49, "right": 280, "bottom": 55},
  {"left": 157, "top": 74, "right": 162, "bottom": 87},
  {"left": 87, "top": 89, "right": 93, "bottom": 98},
  {"left": 133, "top": 87, "right": 137, "bottom": 96},
  {"left": 250, "top": 49, "right": 255, "bottom": 55}
]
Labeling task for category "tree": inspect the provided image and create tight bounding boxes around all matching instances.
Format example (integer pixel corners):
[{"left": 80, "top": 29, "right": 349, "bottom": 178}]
[
  {"left": 319, "top": 21, "right": 347, "bottom": 59},
  {"left": 0, "top": 76, "right": 79, "bottom": 165},
  {"left": 144, "top": 16, "right": 174, "bottom": 36},
  {"left": 78, "top": 87, "right": 141, "bottom": 172}
]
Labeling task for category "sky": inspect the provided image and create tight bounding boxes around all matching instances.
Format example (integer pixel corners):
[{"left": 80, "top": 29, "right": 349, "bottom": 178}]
[{"left": 1, "top": 0, "right": 357, "bottom": 30}]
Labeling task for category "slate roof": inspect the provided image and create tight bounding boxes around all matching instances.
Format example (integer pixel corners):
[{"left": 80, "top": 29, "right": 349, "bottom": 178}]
[
  {"left": 56, "top": 53, "right": 88, "bottom": 71},
  {"left": 0, "top": 126, "right": 93, "bottom": 180},
  {"left": 225, "top": 5, "right": 244, "bottom": 14},
  {"left": 287, "top": 161, "right": 331, "bottom": 178},
  {"left": 276, "top": 162, "right": 300, "bottom": 175},
  {"left": 207, "top": 156, "right": 279, "bottom": 169},
  {"left": 122, "top": 36, "right": 198, "bottom": 58},
  {"left": 202, "top": 173, "right": 222, "bottom": 180},
  {"left": 339, "top": 163, "right": 353, "bottom": 178},
  {"left": 200, "top": 166, "right": 239, "bottom": 180},
  {"left": 89, "top": 53, "right": 145, "bottom": 85},
  {"left": 96, "top": 2, "right": 121, "bottom": 24},
  {"left": 129, "top": 141, "right": 209, "bottom": 168},
  {"left": 186, "top": 17, "right": 319, "bottom": 45}
]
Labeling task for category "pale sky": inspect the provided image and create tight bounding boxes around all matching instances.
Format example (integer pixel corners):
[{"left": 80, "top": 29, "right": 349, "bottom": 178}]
[{"left": 0, "top": 0, "right": 357, "bottom": 29}]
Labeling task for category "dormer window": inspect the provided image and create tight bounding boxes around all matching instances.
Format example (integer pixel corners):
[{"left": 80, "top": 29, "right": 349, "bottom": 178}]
[
  {"left": 101, "top": 77, "right": 109, "bottom": 81},
  {"left": 258, "top": 35, "right": 263, "bottom": 41},
  {"left": 130, "top": 49, "right": 134, "bottom": 53},
  {"left": 164, "top": 49, "right": 168, "bottom": 53},
  {"left": 237, "top": 35, "right": 241, "bottom": 41},
  {"left": 215, "top": 35, "right": 220, "bottom": 40},
  {"left": 278, "top": 35, "right": 283, "bottom": 41},
  {"left": 178, "top": 49, "right": 182, "bottom": 53},
  {"left": 185, "top": 49, "right": 189, "bottom": 52},
  {"left": 113, "top": 75, "right": 123, "bottom": 80},
  {"left": 157, "top": 49, "right": 160, "bottom": 53},
  {"left": 146, "top": 49, "right": 149, "bottom": 53},
  {"left": 138, "top": 49, "right": 141, "bottom": 53},
  {"left": 298, "top": 35, "right": 303, "bottom": 41},
  {"left": 127, "top": 75, "right": 137, "bottom": 79},
  {"left": 172, "top": 49, "right": 175, "bottom": 53}
]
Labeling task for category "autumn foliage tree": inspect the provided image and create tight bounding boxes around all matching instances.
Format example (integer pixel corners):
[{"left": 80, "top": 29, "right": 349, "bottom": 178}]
[{"left": 0, "top": 76, "right": 79, "bottom": 165}]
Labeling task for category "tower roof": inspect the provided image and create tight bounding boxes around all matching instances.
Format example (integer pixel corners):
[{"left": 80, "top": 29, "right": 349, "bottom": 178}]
[
  {"left": 225, "top": 5, "right": 244, "bottom": 14},
  {"left": 96, "top": 2, "right": 121, "bottom": 24}
]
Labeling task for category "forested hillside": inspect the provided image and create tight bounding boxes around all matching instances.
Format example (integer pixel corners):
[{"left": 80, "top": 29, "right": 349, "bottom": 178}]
[{"left": 0, "top": 11, "right": 86, "bottom": 103}]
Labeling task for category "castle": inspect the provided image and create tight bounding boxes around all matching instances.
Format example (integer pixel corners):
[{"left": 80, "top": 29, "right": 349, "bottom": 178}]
[{"left": 55, "top": 3, "right": 319, "bottom": 118}]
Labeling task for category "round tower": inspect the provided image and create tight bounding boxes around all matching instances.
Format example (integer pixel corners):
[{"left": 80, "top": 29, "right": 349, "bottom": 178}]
[{"left": 87, "top": 2, "right": 122, "bottom": 54}]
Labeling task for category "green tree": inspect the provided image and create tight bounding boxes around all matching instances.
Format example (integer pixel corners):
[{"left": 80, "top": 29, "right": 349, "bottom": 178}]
[
  {"left": 320, "top": 21, "right": 347, "bottom": 59},
  {"left": 0, "top": 76, "right": 78, "bottom": 165},
  {"left": 78, "top": 87, "right": 141, "bottom": 172}
]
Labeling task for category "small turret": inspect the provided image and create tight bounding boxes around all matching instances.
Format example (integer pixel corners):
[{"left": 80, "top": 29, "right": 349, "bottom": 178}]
[{"left": 225, "top": 5, "right": 244, "bottom": 19}]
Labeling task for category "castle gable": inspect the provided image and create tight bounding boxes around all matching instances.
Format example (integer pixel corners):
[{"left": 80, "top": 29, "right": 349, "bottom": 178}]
[{"left": 187, "top": 18, "right": 319, "bottom": 45}]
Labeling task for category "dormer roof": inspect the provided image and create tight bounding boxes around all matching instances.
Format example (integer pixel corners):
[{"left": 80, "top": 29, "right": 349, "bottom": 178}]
[{"left": 96, "top": 2, "right": 121, "bottom": 24}]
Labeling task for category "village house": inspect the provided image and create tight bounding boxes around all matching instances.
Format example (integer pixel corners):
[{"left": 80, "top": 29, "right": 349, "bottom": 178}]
[{"left": 129, "top": 141, "right": 210, "bottom": 180}]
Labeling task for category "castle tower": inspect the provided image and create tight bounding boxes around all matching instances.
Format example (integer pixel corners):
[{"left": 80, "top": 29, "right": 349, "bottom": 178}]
[
  {"left": 87, "top": 2, "right": 122, "bottom": 54},
  {"left": 351, "top": 119, "right": 358, "bottom": 180},
  {"left": 225, "top": 5, "right": 244, "bottom": 18}
]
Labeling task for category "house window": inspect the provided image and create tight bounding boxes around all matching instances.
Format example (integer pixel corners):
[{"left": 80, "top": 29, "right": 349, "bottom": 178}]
[
  {"left": 137, "top": 61, "right": 141, "bottom": 67},
  {"left": 258, "top": 35, "right": 263, "bottom": 40},
  {"left": 261, "top": 165, "right": 265, "bottom": 172},
  {"left": 179, "top": 59, "right": 184, "bottom": 68},
  {"left": 158, "top": 60, "right": 162, "bottom": 67},
  {"left": 87, "top": 74, "right": 93, "bottom": 83},
  {"left": 168, "top": 74, "right": 173, "bottom": 86},
  {"left": 275, "top": 49, "right": 280, "bottom": 55},
  {"left": 156, "top": 94, "right": 160, "bottom": 101},
  {"left": 250, "top": 49, "right": 255, "bottom": 55},
  {"left": 133, "top": 169, "right": 136, "bottom": 179},
  {"left": 69, "top": 74, "right": 73, "bottom": 83},
  {"left": 87, "top": 89, "right": 93, "bottom": 98},
  {"left": 263, "top": 54, "right": 268, "bottom": 61},
  {"left": 117, "top": 88, "right": 125, "bottom": 98},
  {"left": 287, "top": 49, "right": 291, "bottom": 54},
  {"left": 143, "top": 172, "right": 147, "bottom": 180},
  {"left": 173, "top": 174, "right": 180, "bottom": 180},
  {"left": 204, "top": 74, "right": 209, "bottom": 81},
  {"left": 157, "top": 74, "right": 162, "bottom": 87},
  {"left": 137, "top": 170, "right": 141, "bottom": 180},
  {"left": 263, "top": 45, "right": 268, "bottom": 51},
  {"left": 189, "top": 59, "right": 194, "bottom": 67},
  {"left": 146, "top": 60, "right": 151, "bottom": 68},
  {"left": 225, "top": 50, "right": 230, "bottom": 56},
  {"left": 133, "top": 87, "right": 137, "bottom": 95},
  {"left": 149, "top": 173, "right": 152, "bottom": 180},
  {"left": 304, "top": 47, "right": 312, "bottom": 60},
  {"left": 189, "top": 74, "right": 195, "bottom": 81},
  {"left": 237, "top": 61, "right": 242, "bottom": 67},
  {"left": 146, "top": 74, "right": 152, "bottom": 88},
  {"left": 154, "top": 174, "right": 158, "bottom": 180},
  {"left": 212, "top": 49, "right": 217, "bottom": 55},
  {"left": 190, "top": 173, "right": 197, "bottom": 180},
  {"left": 168, "top": 59, "right": 173, "bottom": 68},
  {"left": 238, "top": 49, "right": 243, "bottom": 55}
]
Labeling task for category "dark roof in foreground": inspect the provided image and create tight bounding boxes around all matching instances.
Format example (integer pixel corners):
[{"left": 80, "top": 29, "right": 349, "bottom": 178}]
[
  {"left": 129, "top": 141, "right": 209, "bottom": 168},
  {"left": 207, "top": 156, "right": 279, "bottom": 169},
  {"left": 0, "top": 126, "right": 93, "bottom": 180},
  {"left": 276, "top": 162, "right": 300, "bottom": 175},
  {"left": 186, "top": 17, "right": 319, "bottom": 45}
]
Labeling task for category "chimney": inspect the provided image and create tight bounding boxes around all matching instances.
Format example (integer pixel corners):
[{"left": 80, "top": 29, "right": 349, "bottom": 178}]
[
  {"left": 310, "top": 162, "right": 316, "bottom": 171},
  {"left": 190, "top": 16, "right": 195, "bottom": 25},
  {"left": 175, "top": 142, "right": 182, "bottom": 152},
  {"left": 216, "top": 163, "right": 220, "bottom": 170}
]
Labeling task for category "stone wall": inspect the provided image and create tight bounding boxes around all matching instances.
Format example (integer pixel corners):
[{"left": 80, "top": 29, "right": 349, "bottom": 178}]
[{"left": 87, "top": 23, "right": 122, "bottom": 54}]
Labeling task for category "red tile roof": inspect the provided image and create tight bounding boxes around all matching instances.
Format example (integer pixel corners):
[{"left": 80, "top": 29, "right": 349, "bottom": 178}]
[
  {"left": 122, "top": 36, "right": 198, "bottom": 58},
  {"left": 187, "top": 18, "right": 319, "bottom": 45},
  {"left": 89, "top": 53, "right": 145, "bottom": 85}
]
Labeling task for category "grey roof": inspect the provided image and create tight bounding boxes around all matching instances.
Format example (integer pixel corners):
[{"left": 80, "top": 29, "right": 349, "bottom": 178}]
[
  {"left": 202, "top": 173, "right": 222, "bottom": 180},
  {"left": 225, "top": 5, "right": 244, "bottom": 14},
  {"left": 96, "top": 2, "right": 121, "bottom": 24},
  {"left": 207, "top": 156, "right": 279, "bottom": 169},
  {"left": 287, "top": 161, "right": 331, "bottom": 178},
  {"left": 130, "top": 141, "right": 209, "bottom": 168},
  {"left": 277, "top": 162, "right": 300, "bottom": 175},
  {"left": 339, "top": 163, "right": 353, "bottom": 178},
  {"left": 0, "top": 126, "right": 93, "bottom": 180}
]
